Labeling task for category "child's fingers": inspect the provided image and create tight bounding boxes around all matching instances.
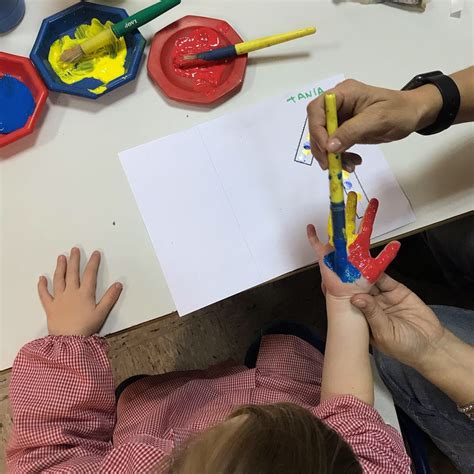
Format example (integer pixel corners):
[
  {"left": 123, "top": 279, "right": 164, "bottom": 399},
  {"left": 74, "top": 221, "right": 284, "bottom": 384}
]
[
  {"left": 38, "top": 276, "right": 53, "bottom": 310},
  {"left": 358, "top": 198, "right": 379, "bottom": 243},
  {"left": 82, "top": 250, "right": 101, "bottom": 294},
  {"left": 375, "top": 241, "right": 401, "bottom": 272},
  {"left": 327, "top": 213, "right": 333, "bottom": 246},
  {"left": 306, "top": 224, "right": 326, "bottom": 258},
  {"left": 345, "top": 191, "right": 357, "bottom": 243},
  {"left": 53, "top": 254, "right": 67, "bottom": 295},
  {"left": 66, "top": 247, "right": 80, "bottom": 289},
  {"left": 96, "top": 282, "right": 123, "bottom": 318}
]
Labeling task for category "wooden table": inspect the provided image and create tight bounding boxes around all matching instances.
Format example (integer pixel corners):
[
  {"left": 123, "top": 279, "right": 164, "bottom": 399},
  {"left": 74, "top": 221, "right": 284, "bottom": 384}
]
[{"left": 1, "top": 0, "right": 473, "bottom": 370}]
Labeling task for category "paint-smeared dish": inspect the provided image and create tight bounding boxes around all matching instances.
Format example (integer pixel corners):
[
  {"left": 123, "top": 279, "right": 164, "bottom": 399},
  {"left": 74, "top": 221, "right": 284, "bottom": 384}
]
[
  {"left": 0, "top": 52, "right": 48, "bottom": 148},
  {"left": 148, "top": 15, "right": 247, "bottom": 105},
  {"left": 30, "top": 1, "right": 145, "bottom": 100}
]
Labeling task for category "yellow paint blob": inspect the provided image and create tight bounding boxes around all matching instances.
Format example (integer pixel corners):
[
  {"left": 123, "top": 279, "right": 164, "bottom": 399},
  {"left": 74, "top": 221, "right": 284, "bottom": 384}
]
[
  {"left": 328, "top": 191, "right": 359, "bottom": 248},
  {"left": 48, "top": 18, "right": 127, "bottom": 94}
]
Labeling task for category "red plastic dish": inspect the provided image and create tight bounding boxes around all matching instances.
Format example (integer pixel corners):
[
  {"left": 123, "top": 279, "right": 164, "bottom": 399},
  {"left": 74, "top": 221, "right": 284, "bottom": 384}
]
[
  {"left": 0, "top": 52, "right": 48, "bottom": 148},
  {"left": 148, "top": 15, "right": 247, "bottom": 105}
]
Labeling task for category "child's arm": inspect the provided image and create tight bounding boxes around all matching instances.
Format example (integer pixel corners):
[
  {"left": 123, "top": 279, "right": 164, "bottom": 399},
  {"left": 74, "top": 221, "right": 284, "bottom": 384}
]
[
  {"left": 307, "top": 196, "right": 400, "bottom": 406},
  {"left": 322, "top": 295, "right": 373, "bottom": 405},
  {"left": 7, "top": 248, "right": 123, "bottom": 472}
]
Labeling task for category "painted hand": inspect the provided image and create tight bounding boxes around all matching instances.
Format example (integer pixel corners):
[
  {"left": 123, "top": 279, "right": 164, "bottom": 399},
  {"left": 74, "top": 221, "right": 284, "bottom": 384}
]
[
  {"left": 38, "top": 247, "right": 123, "bottom": 336},
  {"left": 307, "top": 192, "right": 400, "bottom": 298}
]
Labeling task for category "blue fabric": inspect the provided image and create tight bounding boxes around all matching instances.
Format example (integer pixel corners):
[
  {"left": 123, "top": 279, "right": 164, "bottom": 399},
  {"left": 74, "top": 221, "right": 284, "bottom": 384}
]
[{"left": 374, "top": 305, "right": 474, "bottom": 474}]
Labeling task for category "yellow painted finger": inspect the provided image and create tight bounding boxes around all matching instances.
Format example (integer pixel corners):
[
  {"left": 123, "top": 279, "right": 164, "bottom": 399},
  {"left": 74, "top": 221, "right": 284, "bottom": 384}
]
[
  {"left": 327, "top": 210, "right": 334, "bottom": 246},
  {"left": 345, "top": 191, "right": 358, "bottom": 246}
]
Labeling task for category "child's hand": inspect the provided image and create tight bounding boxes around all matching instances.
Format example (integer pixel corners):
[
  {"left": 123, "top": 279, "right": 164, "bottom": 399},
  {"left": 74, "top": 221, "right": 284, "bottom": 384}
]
[
  {"left": 37, "top": 247, "right": 123, "bottom": 336},
  {"left": 307, "top": 195, "right": 400, "bottom": 298}
]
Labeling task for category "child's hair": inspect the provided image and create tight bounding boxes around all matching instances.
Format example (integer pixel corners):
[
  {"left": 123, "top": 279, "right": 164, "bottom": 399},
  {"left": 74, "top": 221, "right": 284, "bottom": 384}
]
[{"left": 168, "top": 403, "right": 362, "bottom": 474}]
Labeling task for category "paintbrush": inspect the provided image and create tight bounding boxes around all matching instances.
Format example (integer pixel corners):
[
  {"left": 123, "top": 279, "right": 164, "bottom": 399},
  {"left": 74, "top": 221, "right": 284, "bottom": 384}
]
[
  {"left": 176, "top": 27, "right": 316, "bottom": 68},
  {"left": 325, "top": 93, "right": 348, "bottom": 279},
  {"left": 60, "top": 0, "right": 181, "bottom": 63}
]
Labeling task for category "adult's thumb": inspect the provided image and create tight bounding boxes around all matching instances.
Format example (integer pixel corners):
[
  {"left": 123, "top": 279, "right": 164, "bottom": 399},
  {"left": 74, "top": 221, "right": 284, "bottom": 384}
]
[
  {"left": 327, "top": 116, "right": 367, "bottom": 153},
  {"left": 351, "top": 294, "right": 389, "bottom": 337}
]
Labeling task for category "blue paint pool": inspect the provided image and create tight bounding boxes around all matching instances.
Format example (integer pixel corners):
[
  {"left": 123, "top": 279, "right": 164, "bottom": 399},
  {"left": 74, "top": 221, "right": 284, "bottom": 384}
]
[{"left": 0, "top": 75, "right": 35, "bottom": 134}]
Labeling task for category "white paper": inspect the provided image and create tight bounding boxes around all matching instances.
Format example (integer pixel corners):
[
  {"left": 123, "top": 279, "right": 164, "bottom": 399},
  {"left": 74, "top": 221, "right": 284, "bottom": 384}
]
[{"left": 119, "top": 74, "right": 416, "bottom": 315}]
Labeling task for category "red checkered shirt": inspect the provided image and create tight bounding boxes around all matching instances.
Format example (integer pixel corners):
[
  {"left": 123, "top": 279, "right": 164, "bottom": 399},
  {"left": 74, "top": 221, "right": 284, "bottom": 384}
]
[{"left": 7, "top": 334, "right": 411, "bottom": 473}]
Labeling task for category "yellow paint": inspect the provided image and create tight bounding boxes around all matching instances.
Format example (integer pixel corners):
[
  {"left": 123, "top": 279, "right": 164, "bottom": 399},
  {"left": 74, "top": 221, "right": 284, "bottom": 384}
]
[
  {"left": 48, "top": 18, "right": 127, "bottom": 95},
  {"left": 325, "top": 94, "right": 344, "bottom": 204},
  {"left": 328, "top": 191, "right": 358, "bottom": 247},
  {"left": 89, "top": 85, "right": 107, "bottom": 95},
  {"left": 345, "top": 191, "right": 357, "bottom": 246}
]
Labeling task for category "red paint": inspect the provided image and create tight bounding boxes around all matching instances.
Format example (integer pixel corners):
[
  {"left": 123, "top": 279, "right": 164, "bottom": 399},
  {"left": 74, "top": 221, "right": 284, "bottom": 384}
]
[
  {"left": 147, "top": 15, "right": 247, "bottom": 105},
  {"left": 172, "top": 27, "right": 228, "bottom": 93},
  {"left": 0, "top": 52, "right": 48, "bottom": 148},
  {"left": 348, "top": 198, "right": 401, "bottom": 283}
]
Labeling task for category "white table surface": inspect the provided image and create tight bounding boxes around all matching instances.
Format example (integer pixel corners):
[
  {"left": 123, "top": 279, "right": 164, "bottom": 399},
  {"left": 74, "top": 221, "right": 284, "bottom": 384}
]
[{"left": 1, "top": 0, "right": 473, "bottom": 371}]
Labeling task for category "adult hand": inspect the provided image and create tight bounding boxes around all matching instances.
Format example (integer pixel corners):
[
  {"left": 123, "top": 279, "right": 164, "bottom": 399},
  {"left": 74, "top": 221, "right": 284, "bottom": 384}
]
[
  {"left": 351, "top": 273, "right": 446, "bottom": 369},
  {"left": 38, "top": 247, "right": 123, "bottom": 336},
  {"left": 307, "top": 79, "right": 442, "bottom": 170}
]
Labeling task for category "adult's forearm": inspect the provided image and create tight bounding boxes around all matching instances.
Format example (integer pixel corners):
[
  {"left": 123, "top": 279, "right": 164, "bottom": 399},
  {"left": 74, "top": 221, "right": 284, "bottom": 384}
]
[
  {"left": 321, "top": 295, "right": 374, "bottom": 405},
  {"left": 413, "top": 66, "right": 474, "bottom": 130},
  {"left": 452, "top": 66, "right": 474, "bottom": 123},
  {"left": 413, "top": 328, "right": 474, "bottom": 406}
]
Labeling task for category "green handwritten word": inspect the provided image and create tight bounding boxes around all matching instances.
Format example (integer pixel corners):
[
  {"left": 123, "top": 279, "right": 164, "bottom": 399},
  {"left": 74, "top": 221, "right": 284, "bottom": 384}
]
[{"left": 287, "top": 87, "right": 325, "bottom": 104}]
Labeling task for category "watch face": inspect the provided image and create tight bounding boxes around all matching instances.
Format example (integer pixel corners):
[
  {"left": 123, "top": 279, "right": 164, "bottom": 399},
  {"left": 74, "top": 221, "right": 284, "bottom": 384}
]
[{"left": 402, "top": 70, "right": 443, "bottom": 91}]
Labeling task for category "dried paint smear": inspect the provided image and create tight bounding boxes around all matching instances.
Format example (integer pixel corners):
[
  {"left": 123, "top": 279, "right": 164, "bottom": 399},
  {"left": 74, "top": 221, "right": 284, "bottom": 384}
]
[{"left": 48, "top": 18, "right": 127, "bottom": 95}]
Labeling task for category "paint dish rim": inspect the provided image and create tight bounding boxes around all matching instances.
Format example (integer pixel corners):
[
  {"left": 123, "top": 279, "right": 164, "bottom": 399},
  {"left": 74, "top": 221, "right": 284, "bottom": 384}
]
[
  {"left": 0, "top": 51, "right": 49, "bottom": 148},
  {"left": 29, "top": 1, "right": 146, "bottom": 100},
  {"left": 147, "top": 15, "right": 247, "bottom": 105}
]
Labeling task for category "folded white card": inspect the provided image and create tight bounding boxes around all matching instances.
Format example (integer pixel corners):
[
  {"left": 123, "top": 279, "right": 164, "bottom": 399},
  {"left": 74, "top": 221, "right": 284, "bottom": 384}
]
[{"left": 120, "top": 74, "right": 415, "bottom": 315}]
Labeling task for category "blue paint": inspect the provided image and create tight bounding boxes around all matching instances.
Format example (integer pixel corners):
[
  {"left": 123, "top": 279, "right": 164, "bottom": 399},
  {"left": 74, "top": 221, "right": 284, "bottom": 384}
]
[
  {"left": 303, "top": 141, "right": 311, "bottom": 150},
  {"left": 330, "top": 202, "right": 346, "bottom": 239},
  {"left": 337, "top": 171, "right": 342, "bottom": 180},
  {"left": 329, "top": 202, "right": 350, "bottom": 281},
  {"left": 324, "top": 246, "right": 361, "bottom": 283},
  {"left": 0, "top": 75, "right": 35, "bottom": 134}
]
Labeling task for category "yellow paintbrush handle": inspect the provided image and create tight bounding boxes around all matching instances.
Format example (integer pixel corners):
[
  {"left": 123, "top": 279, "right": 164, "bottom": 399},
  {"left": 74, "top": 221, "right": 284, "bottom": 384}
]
[
  {"left": 234, "top": 27, "right": 316, "bottom": 55},
  {"left": 325, "top": 93, "right": 344, "bottom": 204}
]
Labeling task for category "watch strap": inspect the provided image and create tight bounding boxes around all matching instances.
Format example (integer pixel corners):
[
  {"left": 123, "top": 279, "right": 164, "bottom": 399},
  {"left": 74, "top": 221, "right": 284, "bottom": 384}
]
[{"left": 402, "top": 72, "right": 461, "bottom": 135}]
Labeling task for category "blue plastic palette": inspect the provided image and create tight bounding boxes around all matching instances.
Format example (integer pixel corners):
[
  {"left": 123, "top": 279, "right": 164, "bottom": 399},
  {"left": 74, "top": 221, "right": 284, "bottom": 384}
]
[{"left": 30, "top": 1, "right": 146, "bottom": 99}]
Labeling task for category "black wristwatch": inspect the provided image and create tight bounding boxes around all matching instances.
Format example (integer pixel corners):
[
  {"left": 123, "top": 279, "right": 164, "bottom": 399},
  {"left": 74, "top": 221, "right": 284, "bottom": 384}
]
[{"left": 402, "top": 71, "right": 461, "bottom": 135}]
